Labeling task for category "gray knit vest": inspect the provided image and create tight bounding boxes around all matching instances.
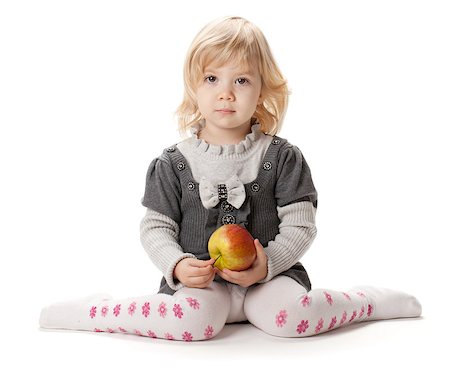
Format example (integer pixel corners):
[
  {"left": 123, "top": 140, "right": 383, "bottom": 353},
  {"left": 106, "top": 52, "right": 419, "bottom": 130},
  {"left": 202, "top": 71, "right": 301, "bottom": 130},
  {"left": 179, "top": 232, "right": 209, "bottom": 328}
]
[{"left": 142, "top": 135, "right": 316, "bottom": 294}]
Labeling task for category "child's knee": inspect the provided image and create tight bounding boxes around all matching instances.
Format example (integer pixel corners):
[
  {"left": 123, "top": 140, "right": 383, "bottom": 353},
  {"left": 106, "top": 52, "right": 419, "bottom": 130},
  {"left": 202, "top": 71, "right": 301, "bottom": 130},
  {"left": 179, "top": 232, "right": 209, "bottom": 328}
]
[
  {"left": 171, "top": 283, "right": 231, "bottom": 340},
  {"left": 244, "top": 280, "right": 306, "bottom": 337},
  {"left": 245, "top": 294, "right": 309, "bottom": 338}
]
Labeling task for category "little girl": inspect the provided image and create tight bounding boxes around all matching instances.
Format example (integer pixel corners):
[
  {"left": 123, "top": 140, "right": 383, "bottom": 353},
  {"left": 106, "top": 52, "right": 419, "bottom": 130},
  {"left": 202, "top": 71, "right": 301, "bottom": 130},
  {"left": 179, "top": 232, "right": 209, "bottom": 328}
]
[{"left": 39, "top": 16, "right": 422, "bottom": 341}]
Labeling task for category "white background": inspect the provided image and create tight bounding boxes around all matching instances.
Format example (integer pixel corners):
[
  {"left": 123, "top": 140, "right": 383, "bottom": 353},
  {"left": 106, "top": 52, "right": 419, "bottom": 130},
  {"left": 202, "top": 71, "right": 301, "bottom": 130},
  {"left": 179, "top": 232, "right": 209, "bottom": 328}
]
[{"left": 1, "top": 0, "right": 449, "bottom": 378}]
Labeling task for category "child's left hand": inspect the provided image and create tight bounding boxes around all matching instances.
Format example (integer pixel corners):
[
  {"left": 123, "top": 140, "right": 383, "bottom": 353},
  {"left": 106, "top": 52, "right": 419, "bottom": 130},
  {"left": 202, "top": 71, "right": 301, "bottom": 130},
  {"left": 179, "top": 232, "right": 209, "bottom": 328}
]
[{"left": 215, "top": 239, "right": 268, "bottom": 288}]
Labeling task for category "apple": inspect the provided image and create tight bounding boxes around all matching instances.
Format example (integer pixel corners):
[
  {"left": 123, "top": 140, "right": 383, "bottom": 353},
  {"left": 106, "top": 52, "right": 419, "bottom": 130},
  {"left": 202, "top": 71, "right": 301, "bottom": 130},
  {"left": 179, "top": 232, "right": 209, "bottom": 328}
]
[{"left": 208, "top": 224, "right": 257, "bottom": 271}]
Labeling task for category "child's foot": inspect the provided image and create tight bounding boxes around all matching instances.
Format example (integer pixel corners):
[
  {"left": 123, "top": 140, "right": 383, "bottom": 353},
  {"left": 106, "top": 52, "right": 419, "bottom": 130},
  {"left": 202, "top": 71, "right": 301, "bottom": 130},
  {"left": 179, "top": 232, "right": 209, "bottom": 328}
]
[
  {"left": 350, "top": 286, "right": 422, "bottom": 320},
  {"left": 39, "top": 293, "right": 112, "bottom": 330}
]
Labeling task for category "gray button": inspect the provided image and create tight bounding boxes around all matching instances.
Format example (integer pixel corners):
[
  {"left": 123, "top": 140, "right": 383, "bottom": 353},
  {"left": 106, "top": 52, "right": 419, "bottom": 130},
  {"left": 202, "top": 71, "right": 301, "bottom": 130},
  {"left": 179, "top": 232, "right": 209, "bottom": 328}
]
[
  {"left": 251, "top": 182, "right": 260, "bottom": 192},
  {"left": 221, "top": 201, "right": 234, "bottom": 213},
  {"left": 263, "top": 161, "right": 272, "bottom": 171},
  {"left": 222, "top": 214, "right": 236, "bottom": 224}
]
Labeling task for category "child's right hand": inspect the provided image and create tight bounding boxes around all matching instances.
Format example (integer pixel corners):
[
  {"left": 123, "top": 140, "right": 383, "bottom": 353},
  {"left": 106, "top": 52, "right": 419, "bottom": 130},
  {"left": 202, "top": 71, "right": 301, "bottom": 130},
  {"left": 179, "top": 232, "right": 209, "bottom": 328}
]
[{"left": 173, "top": 257, "right": 216, "bottom": 288}]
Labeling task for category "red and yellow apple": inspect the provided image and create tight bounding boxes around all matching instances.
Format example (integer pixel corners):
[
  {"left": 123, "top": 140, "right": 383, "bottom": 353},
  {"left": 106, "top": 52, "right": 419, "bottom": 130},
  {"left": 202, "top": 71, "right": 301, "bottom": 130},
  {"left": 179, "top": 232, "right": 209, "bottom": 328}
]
[{"left": 208, "top": 224, "right": 257, "bottom": 271}]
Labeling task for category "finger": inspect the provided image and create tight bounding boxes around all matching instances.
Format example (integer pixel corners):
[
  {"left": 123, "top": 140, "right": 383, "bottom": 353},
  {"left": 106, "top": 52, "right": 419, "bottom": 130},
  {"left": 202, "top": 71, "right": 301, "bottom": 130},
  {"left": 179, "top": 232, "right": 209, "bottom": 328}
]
[
  {"left": 190, "top": 258, "right": 216, "bottom": 268},
  {"left": 254, "top": 238, "right": 264, "bottom": 252},
  {"left": 187, "top": 265, "right": 214, "bottom": 278},
  {"left": 217, "top": 269, "right": 242, "bottom": 283},
  {"left": 190, "top": 276, "right": 214, "bottom": 288},
  {"left": 215, "top": 269, "right": 229, "bottom": 281},
  {"left": 222, "top": 268, "right": 246, "bottom": 279},
  {"left": 254, "top": 239, "right": 267, "bottom": 260},
  {"left": 221, "top": 268, "right": 235, "bottom": 276},
  {"left": 189, "top": 272, "right": 214, "bottom": 286},
  {"left": 217, "top": 270, "right": 246, "bottom": 287},
  {"left": 193, "top": 270, "right": 216, "bottom": 288}
]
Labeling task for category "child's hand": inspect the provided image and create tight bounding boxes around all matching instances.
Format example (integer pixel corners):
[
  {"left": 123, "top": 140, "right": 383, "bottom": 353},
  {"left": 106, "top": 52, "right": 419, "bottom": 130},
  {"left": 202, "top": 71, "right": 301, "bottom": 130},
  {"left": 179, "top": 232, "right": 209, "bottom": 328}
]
[
  {"left": 215, "top": 239, "right": 268, "bottom": 288},
  {"left": 174, "top": 257, "right": 216, "bottom": 288}
]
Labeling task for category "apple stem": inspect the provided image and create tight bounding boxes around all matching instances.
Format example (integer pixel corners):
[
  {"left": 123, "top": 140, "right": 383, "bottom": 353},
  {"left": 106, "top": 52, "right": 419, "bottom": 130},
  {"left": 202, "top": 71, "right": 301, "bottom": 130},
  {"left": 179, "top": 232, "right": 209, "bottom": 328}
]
[{"left": 214, "top": 254, "right": 221, "bottom": 267}]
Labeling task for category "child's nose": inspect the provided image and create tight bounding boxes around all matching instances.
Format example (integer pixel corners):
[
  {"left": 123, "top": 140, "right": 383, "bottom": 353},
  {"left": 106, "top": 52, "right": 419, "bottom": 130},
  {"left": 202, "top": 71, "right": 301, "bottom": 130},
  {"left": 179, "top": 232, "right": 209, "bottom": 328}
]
[{"left": 218, "top": 87, "right": 235, "bottom": 101}]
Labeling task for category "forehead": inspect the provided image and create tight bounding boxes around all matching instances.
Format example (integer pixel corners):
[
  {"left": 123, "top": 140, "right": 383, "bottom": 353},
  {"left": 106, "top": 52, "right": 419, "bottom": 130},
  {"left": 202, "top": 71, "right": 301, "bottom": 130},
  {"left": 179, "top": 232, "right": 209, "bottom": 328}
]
[{"left": 203, "top": 62, "right": 259, "bottom": 76}]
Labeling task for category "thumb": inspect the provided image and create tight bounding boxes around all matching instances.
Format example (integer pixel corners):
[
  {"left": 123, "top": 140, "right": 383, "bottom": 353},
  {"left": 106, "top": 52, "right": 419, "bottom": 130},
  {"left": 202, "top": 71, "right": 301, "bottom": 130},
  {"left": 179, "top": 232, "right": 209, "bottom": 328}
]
[
  {"left": 206, "top": 257, "right": 216, "bottom": 264},
  {"left": 254, "top": 239, "right": 264, "bottom": 254}
]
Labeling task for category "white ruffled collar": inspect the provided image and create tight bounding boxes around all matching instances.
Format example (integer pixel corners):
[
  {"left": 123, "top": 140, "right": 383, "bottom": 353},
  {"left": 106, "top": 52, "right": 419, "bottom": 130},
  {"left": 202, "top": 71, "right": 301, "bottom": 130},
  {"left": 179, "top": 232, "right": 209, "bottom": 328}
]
[{"left": 189, "top": 119, "right": 262, "bottom": 156}]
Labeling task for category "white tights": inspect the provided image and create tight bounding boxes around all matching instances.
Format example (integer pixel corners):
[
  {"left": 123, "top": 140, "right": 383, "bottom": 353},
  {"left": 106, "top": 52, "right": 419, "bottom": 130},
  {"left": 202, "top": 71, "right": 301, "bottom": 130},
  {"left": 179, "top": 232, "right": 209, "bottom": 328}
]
[{"left": 39, "top": 276, "right": 422, "bottom": 341}]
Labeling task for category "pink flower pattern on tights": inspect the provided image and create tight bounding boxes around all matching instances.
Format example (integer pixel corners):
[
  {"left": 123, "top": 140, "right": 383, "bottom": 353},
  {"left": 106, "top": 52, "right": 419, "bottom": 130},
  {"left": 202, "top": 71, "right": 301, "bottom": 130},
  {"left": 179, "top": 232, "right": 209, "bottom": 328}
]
[
  {"left": 85, "top": 293, "right": 379, "bottom": 340},
  {"left": 328, "top": 316, "right": 337, "bottom": 330},
  {"left": 158, "top": 302, "right": 167, "bottom": 318},
  {"left": 275, "top": 310, "right": 288, "bottom": 327},
  {"left": 368, "top": 304, "right": 373, "bottom": 317},
  {"left": 340, "top": 311, "right": 347, "bottom": 325},
  {"left": 128, "top": 302, "right": 136, "bottom": 316},
  {"left": 324, "top": 291, "right": 333, "bottom": 305},
  {"left": 204, "top": 325, "right": 214, "bottom": 339},
  {"left": 113, "top": 304, "right": 121, "bottom": 317},
  {"left": 173, "top": 304, "right": 183, "bottom": 319},
  {"left": 182, "top": 331, "right": 193, "bottom": 342},
  {"left": 186, "top": 297, "right": 200, "bottom": 310},
  {"left": 296, "top": 320, "right": 309, "bottom": 334},
  {"left": 300, "top": 294, "right": 311, "bottom": 307},
  {"left": 89, "top": 306, "right": 97, "bottom": 319},
  {"left": 358, "top": 306, "right": 365, "bottom": 318},
  {"left": 101, "top": 306, "right": 109, "bottom": 317},
  {"left": 142, "top": 302, "right": 150, "bottom": 318},
  {"left": 315, "top": 318, "right": 324, "bottom": 334},
  {"left": 164, "top": 333, "right": 174, "bottom": 340}
]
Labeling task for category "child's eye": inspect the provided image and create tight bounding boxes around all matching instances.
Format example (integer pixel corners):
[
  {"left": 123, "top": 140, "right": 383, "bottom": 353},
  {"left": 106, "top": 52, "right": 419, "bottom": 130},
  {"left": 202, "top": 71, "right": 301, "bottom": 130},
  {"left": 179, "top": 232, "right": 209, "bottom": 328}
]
[
  {"left": 205, "top": 76, "right": 217, "bottom": 83},
  {"left": 236, "top": 78, "right": 249, "bottom": 85}
]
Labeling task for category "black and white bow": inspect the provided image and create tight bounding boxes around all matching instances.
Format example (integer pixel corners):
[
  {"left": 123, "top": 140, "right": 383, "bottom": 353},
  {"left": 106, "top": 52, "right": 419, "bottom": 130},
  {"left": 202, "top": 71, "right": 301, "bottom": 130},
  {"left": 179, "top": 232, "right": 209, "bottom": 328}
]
[{"left": 199, "top": 174, "right": 246, "bottom": 209}]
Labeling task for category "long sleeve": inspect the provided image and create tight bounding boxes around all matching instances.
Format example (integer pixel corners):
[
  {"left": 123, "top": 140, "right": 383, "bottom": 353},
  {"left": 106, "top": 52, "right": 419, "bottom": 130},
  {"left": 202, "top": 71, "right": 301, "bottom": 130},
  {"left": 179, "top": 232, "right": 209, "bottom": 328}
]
[
  {"left": 259, "top": 201, "right": 317, "bottom": 283},
  {"left": 258, "top": 143, "right": 318, "bottom": 283},
  {"left": 140, "top": 154, "right": 196, "bottom": 291},
  {"left": 140, "top": 208, "right": 195, "bottom": 291}
]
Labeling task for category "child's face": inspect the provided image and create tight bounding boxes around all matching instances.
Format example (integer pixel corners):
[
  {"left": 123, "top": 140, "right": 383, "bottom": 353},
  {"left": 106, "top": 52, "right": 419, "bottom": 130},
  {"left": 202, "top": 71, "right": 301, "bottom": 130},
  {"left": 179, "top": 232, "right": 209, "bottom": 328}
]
[{"left": 195, "top": 61, "right": 262, "bottom": 134}]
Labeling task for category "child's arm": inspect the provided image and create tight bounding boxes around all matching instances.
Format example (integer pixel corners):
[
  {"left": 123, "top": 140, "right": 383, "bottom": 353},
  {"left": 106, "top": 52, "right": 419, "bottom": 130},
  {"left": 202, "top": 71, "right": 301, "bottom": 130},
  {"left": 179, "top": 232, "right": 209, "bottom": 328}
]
[
  {"left": 141, "top": 154, "right": 201, "bottom": 291},
  {"left": 141, "top": 209, "right": 216, "bottom": 289},
  {"left": 140, "top": 208, "right": 197, "bottom": 291},
  {"left": 261, "top": 200, "right": 317, "bottom": 282},
  {"left": 257, "top": 144, "right": 318, "bottom": 282}
]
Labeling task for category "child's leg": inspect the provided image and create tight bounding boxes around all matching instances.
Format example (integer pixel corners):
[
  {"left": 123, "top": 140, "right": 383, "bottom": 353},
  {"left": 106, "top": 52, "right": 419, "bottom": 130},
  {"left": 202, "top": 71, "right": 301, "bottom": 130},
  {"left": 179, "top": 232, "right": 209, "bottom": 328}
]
[
  {"left": 244, "top": 275, "right": 422, "bottom": 338},
  {"left": 39, "top": 282, "right": 231, "bottom": 341}
]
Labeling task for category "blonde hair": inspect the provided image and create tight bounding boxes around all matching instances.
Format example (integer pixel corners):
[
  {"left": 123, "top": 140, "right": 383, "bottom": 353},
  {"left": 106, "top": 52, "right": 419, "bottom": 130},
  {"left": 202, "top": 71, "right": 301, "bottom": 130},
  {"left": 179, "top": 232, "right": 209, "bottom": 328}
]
[{"left": 176, "top": 16, "right": 289, "bottom": 136}]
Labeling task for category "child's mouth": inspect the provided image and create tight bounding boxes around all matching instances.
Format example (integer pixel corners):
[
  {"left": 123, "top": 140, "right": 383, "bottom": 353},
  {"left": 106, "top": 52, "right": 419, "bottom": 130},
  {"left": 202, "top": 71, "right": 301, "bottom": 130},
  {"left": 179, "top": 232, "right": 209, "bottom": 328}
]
[{"left": 216, "top": 109, "right": 235, "bottom": 114}]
